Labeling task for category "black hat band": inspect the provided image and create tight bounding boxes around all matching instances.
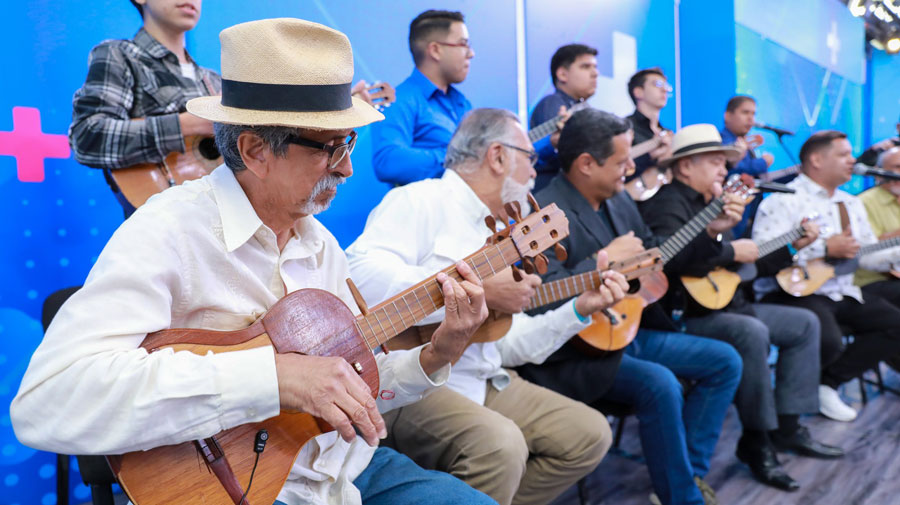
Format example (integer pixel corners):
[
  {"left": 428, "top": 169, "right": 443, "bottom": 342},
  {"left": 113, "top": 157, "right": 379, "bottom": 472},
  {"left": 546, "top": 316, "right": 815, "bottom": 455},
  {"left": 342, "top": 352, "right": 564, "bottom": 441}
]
[{"left": 221, "top": 79, "right": 352, "bottom": 112}]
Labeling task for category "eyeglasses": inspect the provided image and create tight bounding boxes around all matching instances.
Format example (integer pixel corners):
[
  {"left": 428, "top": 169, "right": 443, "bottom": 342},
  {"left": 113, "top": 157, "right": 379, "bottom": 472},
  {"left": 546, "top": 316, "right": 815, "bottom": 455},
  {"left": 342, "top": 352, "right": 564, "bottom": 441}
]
[
  {"left": 650, "top": 79, "right": 673, "bottom": 93},
  {"left": 285, "top": 131, "right": 357, "bottom": 169},
  {"left": 435, "top": 40, "right": 473, "bottom": 51},
  {"left": 499, "top": 143, "right": 539, "bottom": 167}
]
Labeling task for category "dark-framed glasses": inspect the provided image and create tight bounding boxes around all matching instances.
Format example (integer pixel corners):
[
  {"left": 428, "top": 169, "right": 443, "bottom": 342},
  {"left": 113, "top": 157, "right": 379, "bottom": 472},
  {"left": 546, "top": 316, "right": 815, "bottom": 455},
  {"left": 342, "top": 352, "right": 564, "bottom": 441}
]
[
  {"left": 500, "top": 142, "right": 539, "bottom": 167},
  {"left": 285, "top": 131, "right": 358, "bottom": 169}
]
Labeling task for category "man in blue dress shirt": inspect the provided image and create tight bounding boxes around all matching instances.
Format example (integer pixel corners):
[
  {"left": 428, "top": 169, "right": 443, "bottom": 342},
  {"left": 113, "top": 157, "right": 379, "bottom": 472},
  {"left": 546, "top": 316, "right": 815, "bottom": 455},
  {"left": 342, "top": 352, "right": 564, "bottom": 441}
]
[
  {"left": 720, "top": 95, "right": 775, "bottom": 237},
  {"left": 529, "top": 43, "right": 598, "bottom": 191},
  {"left": 372, "top": 10, "right": 473, "bottom": 185}
]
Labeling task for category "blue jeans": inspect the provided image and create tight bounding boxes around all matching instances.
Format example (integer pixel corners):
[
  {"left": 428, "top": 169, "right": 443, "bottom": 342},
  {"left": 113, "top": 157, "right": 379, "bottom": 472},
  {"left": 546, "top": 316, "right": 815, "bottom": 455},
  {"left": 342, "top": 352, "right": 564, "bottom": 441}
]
[
  {"left": 275, "top": 446, "right": 496, "bottom": 505},
  {"left": 603, "top": 329, "right": 742, "bottom": 505}
]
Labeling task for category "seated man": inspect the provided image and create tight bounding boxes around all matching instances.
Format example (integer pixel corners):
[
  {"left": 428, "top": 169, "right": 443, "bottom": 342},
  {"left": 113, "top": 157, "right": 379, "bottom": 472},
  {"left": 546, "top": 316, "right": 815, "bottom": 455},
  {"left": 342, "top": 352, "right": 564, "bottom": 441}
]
[
  {"left": 371, "top": 9, "right": 473, "bottom": 185},
  {"left": 754, "top": 131, "right": 900, "bottom": 421},
  {"left": 519, "top": 108, "right": 742, "bottom": 505},
  {"left": 530, "top": 43, "right": 598, "bottom": 191},
  {"left": 346, "top": 108, "right": 629, "bottom": 505},
  {"left": 640, "top": 125, "right": 842, "bottom": 492},
  {"left": 856, "top": 114, "right": 899, "bottom": 167},
  {"left": 12, "top": 19, "right": 496, "bottom": 505}
]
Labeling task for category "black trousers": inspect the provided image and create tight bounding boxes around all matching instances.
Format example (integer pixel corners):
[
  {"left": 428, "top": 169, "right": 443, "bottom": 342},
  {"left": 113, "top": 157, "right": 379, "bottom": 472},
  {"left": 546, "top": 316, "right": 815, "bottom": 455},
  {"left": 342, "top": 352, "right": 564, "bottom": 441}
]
[{"left": 762, "top": 288, "right": 900, "bottom": 388}]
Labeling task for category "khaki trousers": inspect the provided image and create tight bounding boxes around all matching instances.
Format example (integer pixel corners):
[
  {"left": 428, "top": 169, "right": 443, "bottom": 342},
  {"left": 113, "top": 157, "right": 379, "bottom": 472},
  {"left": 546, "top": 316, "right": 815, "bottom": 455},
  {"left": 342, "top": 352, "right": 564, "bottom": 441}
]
[{"left": 382, "top": 372, "right": 611, "bottom": 505}]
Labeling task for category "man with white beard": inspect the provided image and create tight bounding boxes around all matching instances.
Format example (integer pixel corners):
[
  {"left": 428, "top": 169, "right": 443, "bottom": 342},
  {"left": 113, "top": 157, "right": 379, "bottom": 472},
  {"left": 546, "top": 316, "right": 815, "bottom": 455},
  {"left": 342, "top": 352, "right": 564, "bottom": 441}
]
[{"left": 345, "top": 107, "right": 630, "bottom": 505}]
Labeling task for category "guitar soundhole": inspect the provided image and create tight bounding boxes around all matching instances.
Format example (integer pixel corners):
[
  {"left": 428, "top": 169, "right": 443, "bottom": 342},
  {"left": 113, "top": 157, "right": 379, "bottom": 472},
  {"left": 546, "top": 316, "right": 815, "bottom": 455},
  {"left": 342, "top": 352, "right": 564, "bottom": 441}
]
[
  {"left": 627, "top": 279, "right": 641, "bottom": 294},
  {"left": 198, "top": 137, "right": 221, "bottom": 160}
]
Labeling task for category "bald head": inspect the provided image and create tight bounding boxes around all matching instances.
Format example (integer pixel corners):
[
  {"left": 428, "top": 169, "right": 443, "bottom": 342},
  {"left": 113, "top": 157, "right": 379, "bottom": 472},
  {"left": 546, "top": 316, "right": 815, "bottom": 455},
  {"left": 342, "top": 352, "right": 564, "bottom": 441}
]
[{"left": 877, "top": 146, "right": 900, "bottom": 171}]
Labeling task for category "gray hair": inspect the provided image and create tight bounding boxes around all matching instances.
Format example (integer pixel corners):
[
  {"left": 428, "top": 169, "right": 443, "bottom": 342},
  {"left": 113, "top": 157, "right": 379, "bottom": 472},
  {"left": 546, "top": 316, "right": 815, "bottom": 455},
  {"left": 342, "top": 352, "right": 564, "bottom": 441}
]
[
  {"left": 877, "top": 146, "right": 900, "bottom": 168},
  {"left": 444, "top": 108, "right": 521, "bottom": 173},
  {"left": 213, "top": 123, "right": 303, "bottom": 172}
]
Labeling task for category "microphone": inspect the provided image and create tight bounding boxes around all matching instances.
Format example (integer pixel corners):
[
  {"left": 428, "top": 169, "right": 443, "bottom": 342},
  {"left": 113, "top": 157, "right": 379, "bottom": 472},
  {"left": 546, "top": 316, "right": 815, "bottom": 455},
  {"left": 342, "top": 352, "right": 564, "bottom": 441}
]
[
  {"left": 754, "top": 122, "right": 795, "bottom": 137},
  {"left": 754, "top": 181, "right": 796, "bottom": 193},
  {"left": 853, "top": 163, "right": 900, "bottom": 181}
]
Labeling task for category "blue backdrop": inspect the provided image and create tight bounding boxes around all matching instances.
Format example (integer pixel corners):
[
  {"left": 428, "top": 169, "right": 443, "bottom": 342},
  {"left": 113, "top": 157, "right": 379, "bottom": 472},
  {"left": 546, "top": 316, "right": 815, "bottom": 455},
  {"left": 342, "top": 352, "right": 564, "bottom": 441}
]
[{"left": 0, "top": 1, "right": 881, "bottom": 503}]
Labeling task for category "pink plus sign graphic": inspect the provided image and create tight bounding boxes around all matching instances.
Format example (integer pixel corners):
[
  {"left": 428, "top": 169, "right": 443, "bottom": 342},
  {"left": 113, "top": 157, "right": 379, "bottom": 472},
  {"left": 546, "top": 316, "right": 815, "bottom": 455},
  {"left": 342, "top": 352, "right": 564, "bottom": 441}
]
[{"left": 0, "top": 106, "right": 71, "bottom": 183}]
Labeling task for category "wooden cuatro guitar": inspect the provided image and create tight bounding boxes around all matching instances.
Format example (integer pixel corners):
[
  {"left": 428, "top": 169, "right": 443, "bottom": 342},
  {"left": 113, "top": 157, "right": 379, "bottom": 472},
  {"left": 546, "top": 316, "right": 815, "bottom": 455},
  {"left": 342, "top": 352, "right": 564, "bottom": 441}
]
[
  {"left": 776, "top": 234, "right": 900, "bottom": 297},
  {"left": 105, "top": 203, "right": 570, "bottom": 505},
  {"left": 681, "top": 216, "right": 820, "bottom": 309},
  {"left": 624, "top": 131, "right": 672, "bottom": 202},
  {"left": 527, "top": 101, "right": 591, "bottom": 143}
]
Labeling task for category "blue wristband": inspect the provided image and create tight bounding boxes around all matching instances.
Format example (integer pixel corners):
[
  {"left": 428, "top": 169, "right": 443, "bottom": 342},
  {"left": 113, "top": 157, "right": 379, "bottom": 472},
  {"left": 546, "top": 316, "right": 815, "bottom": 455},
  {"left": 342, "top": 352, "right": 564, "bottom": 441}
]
[
  {"left": 787, "top": 243, "right": 798, "bottom": 256},
  {"left": 572, "top": 298, "right": 589, "bottom": 323}
]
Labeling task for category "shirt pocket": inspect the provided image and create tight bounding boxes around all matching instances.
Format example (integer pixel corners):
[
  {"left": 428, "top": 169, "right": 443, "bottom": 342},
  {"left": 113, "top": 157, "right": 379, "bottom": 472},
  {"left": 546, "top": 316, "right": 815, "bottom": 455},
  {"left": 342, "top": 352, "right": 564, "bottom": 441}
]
[{"left": 136, "top": 65, "right": 188, "bottom": 115}]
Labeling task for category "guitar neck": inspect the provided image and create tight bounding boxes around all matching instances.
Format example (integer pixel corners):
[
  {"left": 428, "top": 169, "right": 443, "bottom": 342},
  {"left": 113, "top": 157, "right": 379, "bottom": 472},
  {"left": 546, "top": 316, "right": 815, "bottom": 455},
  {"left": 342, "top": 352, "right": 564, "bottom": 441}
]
[
  {"left": 858, "top": 235, "right": 900, "bottom": 257},
  {"left": 630, "top": 137, "right": 661, "bottom": 159},
  {"left": 756, "top": 225, "right": 804, "bottom": 258},
  {"left": 525, "top": 251, "right": 661, "bottom": 311},
  {"left": 354, "top": 239, "right": 524, "bottom": 351},
  {"left": 528, "top": 113, "right": 565, "bottom": 143},
  {"left": 758, "top": 165, "right": 800, "bottom": 183},
  {"left": 658, "top": 197, "right": 726, "bottom": 264}
]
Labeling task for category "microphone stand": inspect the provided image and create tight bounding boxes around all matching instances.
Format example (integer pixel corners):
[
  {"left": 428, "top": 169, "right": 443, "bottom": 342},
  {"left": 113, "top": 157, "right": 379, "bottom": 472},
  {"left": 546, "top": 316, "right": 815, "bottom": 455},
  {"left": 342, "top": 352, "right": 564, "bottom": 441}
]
[{"left": 776, "top": 131, "right": 798, "bottom": 166}]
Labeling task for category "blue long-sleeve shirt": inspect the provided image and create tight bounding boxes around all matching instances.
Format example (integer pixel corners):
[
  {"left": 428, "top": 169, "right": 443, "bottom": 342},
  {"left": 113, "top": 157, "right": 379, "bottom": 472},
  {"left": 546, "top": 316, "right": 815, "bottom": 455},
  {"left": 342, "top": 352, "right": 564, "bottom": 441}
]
[
  {"left": 371, "top": 68, "right": 471, "bottom": 186},
  {"left": 720, "top": 127, "right": 768, "bottom": 177},
  {"left": 530, "top": 89, "right": 578, "bottom": 192}
]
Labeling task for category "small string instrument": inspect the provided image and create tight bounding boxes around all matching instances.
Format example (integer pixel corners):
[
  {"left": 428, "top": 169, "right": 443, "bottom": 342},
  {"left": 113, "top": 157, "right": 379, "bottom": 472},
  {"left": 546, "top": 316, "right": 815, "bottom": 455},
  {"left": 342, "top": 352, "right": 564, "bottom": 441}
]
[
  {"left": 777, "top": 235, "right": 900, "bottom": 296},
  {"left": 105, "top": 204, "right": 570, "bottom": 505},
  {"left": 527, "top": 101, "right": 591, "bottom": 143},
  {"left": 110, "top": 135, "right": 222, "bottom": 208},
  {"left": 625, "top": 131, "right": 672, "bottom": 202}
]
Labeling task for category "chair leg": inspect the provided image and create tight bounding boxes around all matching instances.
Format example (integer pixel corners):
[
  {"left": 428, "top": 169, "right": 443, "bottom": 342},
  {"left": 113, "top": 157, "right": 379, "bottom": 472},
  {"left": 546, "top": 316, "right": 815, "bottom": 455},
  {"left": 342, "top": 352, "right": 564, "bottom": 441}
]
[
  {"left": 577, "top": 476, "right": 589, "bottom": 505},
  {"left": 858, "top": 375, "right": 868, "bottom": 405},
  {"left": 57, "top": 454, "right": 69, "bottom": 505},
  {"left": 90, "top": 484, "right": 115, "bottom": 505}
]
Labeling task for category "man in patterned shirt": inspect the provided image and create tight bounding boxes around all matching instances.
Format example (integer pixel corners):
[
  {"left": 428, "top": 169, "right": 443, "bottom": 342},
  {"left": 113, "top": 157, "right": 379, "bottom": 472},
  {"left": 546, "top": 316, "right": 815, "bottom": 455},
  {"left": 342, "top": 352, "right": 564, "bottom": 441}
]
[{"left": 69, "top": 0, "right": 222, "bottom": 216}]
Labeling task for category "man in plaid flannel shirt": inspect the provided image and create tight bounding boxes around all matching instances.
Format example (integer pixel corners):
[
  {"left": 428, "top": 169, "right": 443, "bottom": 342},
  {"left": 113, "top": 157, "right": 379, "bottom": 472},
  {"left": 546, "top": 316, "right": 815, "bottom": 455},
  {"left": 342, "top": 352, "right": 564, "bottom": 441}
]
[{"left": 69, "top": 1, "right": 221, "bottom": 216}]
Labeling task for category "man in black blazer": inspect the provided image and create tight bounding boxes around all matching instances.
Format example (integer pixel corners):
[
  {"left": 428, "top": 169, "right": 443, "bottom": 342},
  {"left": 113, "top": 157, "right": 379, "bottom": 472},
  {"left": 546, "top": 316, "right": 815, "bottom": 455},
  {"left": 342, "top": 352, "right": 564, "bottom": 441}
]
[{"left": 517, "top": 109, "right": 742, "bottom": 505}]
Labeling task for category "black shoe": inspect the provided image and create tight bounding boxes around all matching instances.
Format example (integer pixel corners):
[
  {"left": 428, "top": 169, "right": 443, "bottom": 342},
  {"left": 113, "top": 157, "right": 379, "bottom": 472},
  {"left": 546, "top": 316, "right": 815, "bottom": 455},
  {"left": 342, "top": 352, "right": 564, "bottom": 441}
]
[
  {"left": 735, "top": 437, "right": 800, "bottom": 492},
  {"left": 770, "top": 426, "right": 844, "bottom": 459}
]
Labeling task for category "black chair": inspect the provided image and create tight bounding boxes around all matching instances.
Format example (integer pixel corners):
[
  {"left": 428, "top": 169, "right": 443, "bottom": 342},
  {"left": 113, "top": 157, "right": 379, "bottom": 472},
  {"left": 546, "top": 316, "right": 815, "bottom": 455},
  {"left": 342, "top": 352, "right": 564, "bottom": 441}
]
[{"left": 42, "top": 287, "right": 119, "bottom": 505}]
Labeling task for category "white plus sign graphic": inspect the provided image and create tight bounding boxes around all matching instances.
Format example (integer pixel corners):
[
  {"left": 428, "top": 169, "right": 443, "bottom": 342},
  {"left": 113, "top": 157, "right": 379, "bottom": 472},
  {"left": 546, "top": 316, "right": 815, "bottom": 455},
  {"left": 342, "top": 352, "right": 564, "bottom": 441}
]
[
  {"left": 826, "top": 21, "right": 840, "bottom": 67},
  {"left": 588, "top": 31, "right": 637, "bottom": 117}
]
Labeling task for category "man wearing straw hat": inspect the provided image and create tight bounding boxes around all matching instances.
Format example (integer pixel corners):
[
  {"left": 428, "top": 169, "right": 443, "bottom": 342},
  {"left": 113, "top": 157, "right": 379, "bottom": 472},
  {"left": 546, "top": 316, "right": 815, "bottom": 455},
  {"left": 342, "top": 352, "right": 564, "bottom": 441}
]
[
  {"left": 640, "top": 124, "right": 841, "bottom": 493},
  {"left": 12, "top": 18, "right": 497, "bottom": 505}
]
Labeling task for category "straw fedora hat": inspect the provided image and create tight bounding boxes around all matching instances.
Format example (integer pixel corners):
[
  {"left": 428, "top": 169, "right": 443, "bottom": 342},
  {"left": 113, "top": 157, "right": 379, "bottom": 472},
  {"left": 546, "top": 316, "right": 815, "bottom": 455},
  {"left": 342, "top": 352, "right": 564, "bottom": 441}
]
[
  {"left": 186, "top": 18, "right": 383, "bottom": 130},
  {"left": 658, "top": 124, "right": 742, "bottom": 167}
]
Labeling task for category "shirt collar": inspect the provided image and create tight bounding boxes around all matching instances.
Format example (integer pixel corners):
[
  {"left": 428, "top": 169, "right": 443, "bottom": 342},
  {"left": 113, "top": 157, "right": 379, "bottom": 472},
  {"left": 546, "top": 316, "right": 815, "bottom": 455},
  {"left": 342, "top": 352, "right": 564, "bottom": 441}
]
[
  {"left": 408, "top": 68, "right": 457, "bottom": 100},
  {"left": 209, "top": 165, "right": 327, "bottom": 254},
  {"left": 870, "top": 185, "right": 900, "bottom": 206},
  {"left": 793, "top": 173, "right": 852, "bottom": 202},
  {"left": 553, "top": 88, "right": 579, "bottom": 106},
  {"left": 629, "top": 109, "right": 664, "bottom": 131},
  {"left": 208, "top": 165, "right": 266, "bottom": 252},
  {"left": 134, "top": 27, "right": 195, "bottom": 63},
  {"left": 671, "top": 178, "right": 706, "bottom": 205},
  {"left": 441, "top": 169, "right": 492, "bottom": 226}
]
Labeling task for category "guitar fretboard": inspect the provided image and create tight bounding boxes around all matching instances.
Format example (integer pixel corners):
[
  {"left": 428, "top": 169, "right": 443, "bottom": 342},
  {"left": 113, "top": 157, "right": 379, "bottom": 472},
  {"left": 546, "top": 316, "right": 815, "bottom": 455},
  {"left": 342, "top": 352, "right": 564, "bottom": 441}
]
[
  {"left": 658, "top": 198, "right": 726, "bottom": 264},
  {"left": 858, "top": 236, "right": 900, "bottom": 257},
  {"left": 758, "top": 165, "right": 800, "bottom": 183},
  {"left": 527, "top": 101, "right": 588, "bottom": 143},
  {"left": 756, "top": 226, "right": 804, "bottom": 258},
  {"left": 353, "top": 238, "right": 523, "bottom": 351}
]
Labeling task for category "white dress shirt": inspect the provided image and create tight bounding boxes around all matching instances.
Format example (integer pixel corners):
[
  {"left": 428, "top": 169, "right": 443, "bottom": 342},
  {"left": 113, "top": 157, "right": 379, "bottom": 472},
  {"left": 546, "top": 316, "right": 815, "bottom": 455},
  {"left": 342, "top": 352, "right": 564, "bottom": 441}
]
[
  {"left": 752, "top": 173, "right": 898, "bottom": 302},
  {"left": 345, "top": 170, "right": 591, "bottom": 405},
  {"left": 11, "top": 165, "right": 447, "bottom": 505}
]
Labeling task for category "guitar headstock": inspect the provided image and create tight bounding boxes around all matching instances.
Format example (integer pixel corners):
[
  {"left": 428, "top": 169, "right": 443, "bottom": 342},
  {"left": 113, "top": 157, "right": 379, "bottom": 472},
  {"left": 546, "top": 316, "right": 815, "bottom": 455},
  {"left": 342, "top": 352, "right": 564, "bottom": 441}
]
[
  {"left": 485, "top": 199, "right": 570, "bottom": 278},
  {"left": 723, "top": 173, "right": 756, "bottom": 203}
]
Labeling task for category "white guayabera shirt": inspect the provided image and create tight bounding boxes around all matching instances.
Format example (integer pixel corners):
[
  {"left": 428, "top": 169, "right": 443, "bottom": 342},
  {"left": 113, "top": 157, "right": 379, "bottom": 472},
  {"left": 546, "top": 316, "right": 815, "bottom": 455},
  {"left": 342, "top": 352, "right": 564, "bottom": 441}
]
[
  {"left": 11, "top": 165, "right": 447, "bottom": 505},
  {"left": 752, "top": 173, "right": 898, "bottom": 302},
  {"left": 345, "top": 169, "right": 591, "bottom": 406}
]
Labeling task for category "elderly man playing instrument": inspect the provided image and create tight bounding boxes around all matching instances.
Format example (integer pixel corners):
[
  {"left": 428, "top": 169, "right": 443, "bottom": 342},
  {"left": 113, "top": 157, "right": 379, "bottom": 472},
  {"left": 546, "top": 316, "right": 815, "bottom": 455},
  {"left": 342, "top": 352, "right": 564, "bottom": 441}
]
[{"left": 12, "top": 18, "right": 497, "bottom": 505}]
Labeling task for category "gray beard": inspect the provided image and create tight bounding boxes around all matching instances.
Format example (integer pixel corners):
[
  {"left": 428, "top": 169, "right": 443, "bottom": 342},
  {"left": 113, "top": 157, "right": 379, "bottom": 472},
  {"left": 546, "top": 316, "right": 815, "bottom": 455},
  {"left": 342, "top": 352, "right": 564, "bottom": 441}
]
[
  {"left": 500, "top": 176, "right": 535, "bottom": 216},
  {"left": 300, "top": 174, "right": 345, "bottom": 215}
]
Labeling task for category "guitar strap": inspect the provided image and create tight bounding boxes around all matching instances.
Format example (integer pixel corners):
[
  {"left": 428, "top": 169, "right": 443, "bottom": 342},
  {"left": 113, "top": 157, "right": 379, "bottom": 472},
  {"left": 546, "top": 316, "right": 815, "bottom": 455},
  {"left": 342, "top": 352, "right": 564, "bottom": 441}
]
[{"left": 837, "top": 201, "right": 852, "bottom": 235}]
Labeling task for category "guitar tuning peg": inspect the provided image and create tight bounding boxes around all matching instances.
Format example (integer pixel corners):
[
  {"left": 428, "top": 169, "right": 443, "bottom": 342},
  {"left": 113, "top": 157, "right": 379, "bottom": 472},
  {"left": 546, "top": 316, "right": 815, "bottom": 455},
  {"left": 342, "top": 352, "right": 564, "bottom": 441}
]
[
  {"left": 522, "top": 257, "right": 536, "bottom": 275},
  {"left": 484, "top": 215, "right": 497, "bottom": 233},
  {"left": 526, "top": 193, "right": 540, "bottom": 212},
  {"left": 511, "top": 264, "right": 523, "bottom": 282},
  {"left": 512, "top": 200, "right": 522, "bottom": 217},
  {"left": 534, "top": 253, "right": 548, "bottom": 274},
  {"left": 503, "top": 202, "right": 519, "bottom": 223},
  {"left": 554, "top": 243, "right": 568, "bottom": 262}
]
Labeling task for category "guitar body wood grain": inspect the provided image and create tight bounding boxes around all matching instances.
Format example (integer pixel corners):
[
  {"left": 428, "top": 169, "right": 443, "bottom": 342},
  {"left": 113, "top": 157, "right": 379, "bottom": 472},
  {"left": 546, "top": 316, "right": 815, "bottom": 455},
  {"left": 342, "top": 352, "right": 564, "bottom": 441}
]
[
  {"left": 109, "top": 288, "right": 377, "bottom": 505},
  {"left": 776, "top": 258, "right": 836, "bottom": 297},
  {"left": 386, "top": 309, "right": 514, "bottom": 352},
  {"left": 110, "top": 135, "right": 222, "bottom": 208},
  {"left": 680, "top": 268, "right": 742, "bottom": 310}
]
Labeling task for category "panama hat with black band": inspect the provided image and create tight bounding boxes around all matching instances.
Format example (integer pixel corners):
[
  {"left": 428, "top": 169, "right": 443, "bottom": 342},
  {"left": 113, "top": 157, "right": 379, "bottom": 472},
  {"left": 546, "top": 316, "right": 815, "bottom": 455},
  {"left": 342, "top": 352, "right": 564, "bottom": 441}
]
[{"left": 658, "top": 124, "right": 743, "bottom": 168}]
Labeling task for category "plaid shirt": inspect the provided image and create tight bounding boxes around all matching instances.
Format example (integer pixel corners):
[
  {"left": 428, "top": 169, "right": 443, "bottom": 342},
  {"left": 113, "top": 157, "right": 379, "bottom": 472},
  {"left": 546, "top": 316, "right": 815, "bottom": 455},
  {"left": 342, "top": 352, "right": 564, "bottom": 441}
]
[{"left": 69, "top": 28, "right": 221, "bottom": 170}]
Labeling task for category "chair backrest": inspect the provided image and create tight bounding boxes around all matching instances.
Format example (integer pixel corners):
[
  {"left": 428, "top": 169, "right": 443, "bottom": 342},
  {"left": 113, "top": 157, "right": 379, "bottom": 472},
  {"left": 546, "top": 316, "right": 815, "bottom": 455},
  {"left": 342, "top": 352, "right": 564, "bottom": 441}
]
[{"left": 42, "top": 287, "right": 118, "bottom": 505}]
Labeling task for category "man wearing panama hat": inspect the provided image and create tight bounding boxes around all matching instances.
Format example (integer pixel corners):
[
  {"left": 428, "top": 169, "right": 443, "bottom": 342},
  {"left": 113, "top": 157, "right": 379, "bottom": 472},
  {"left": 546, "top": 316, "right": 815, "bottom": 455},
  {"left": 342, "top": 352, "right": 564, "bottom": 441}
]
[
  {"left": 640, "top": 124, "right": 842, "bottom": 493},
  {"left": 12, "top": 18, "right": 497, "bottom": 505}
]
